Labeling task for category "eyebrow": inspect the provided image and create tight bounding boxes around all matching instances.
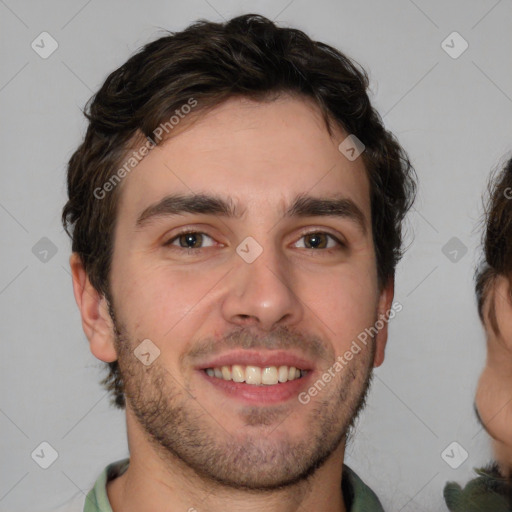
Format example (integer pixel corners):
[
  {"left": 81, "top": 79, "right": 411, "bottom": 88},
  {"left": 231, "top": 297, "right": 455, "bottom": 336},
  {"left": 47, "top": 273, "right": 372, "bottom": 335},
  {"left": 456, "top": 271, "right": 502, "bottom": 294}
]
[{"left": 136, "top": 192, "right": 367, "bottom": 234}]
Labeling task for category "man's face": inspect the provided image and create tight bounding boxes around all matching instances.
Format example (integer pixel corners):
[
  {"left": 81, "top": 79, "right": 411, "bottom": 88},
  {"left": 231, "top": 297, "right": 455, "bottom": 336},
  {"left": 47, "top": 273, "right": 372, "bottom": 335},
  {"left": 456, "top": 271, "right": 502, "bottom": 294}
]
[{"left": 102, "top": 95, "right": 392, "bottom": 488}]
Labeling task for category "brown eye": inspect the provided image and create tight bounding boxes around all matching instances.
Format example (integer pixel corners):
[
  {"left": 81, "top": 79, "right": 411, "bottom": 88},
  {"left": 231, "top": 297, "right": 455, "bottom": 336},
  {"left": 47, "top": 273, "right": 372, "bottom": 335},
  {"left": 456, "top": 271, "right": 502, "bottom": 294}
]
[
  {"left": 178, "top": 233, "right": 203, "bottom": 248},
  {"left": 294, "top": 232, "right": 342, "bottom": 250},
  {"left": 165, "top": 232, "right": 216, "bottom": 249},
  {"left": 304, "top": 233, "right": 328, "bottom": 249}
]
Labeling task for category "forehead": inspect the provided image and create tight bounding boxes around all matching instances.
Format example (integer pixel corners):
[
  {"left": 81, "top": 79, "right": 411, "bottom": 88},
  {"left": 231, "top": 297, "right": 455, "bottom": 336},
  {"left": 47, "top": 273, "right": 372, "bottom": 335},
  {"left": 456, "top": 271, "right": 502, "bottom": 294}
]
[{"left": 117, "top": 95, "right": 371, "bottom": 221}]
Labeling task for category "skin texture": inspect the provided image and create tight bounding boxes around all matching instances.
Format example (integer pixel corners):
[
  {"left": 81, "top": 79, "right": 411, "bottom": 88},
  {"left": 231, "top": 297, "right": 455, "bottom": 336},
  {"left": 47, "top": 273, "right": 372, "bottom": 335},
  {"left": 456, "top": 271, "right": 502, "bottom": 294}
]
[
  {"left": 476, "top": 274, "right": 512, "bottom": 477},
  {"left": 71, "top": 95, "right": 394, "bottom": 512}
]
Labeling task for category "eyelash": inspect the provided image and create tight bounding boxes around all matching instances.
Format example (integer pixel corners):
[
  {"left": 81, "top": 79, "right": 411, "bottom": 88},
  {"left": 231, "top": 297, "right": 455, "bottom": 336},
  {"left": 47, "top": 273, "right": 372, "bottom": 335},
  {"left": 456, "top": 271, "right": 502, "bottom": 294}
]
[{"left": 163, "top": 229, "right": 346, "bottom": 253}]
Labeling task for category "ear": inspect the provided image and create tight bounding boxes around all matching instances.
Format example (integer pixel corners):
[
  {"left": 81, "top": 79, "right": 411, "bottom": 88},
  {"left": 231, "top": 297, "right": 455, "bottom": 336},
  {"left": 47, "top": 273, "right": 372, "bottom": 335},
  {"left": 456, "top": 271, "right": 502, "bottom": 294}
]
[
  {"left": 69, "top": 253, "right": 117, "bottom": 362},
  {"left": 373, "top": 277, "right": 395, "bottom": 368},
  {"left": 492, "top": 274, "right": 512, "bottom": 351}
]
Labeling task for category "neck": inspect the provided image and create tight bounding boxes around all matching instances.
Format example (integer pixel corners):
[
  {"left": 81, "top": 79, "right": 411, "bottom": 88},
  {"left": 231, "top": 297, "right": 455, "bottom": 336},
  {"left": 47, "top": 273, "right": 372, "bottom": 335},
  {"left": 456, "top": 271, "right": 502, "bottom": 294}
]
[{"left": 107, "top": 410, "right": 347, "bottom": 512}]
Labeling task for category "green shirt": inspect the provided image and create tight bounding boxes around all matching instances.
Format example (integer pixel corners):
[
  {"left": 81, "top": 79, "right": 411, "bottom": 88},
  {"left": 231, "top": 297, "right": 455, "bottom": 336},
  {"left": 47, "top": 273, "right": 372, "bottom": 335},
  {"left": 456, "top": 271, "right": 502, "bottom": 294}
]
[
  {"left": 81, "top": 458, "right": 384, "bottom": 512},
  {"left": 444, "top": 463, "right": 512, "bottom": 511}
]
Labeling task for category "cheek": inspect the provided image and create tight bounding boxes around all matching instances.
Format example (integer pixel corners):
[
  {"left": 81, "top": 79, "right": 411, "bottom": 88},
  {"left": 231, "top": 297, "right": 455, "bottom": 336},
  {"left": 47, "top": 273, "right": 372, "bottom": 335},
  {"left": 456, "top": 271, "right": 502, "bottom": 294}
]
[
  {"left": 300, "top": 266, "right": 378, "bottom": 349},
  {"left": 112, "top": 260, "right": 224, "bottom": 339}
]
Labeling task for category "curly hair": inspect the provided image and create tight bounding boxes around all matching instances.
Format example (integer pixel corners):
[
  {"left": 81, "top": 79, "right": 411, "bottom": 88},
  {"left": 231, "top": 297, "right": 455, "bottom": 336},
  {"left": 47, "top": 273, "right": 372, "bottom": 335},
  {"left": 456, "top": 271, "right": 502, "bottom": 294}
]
[
  {"left": 62, "top": 14, "right": 416, "bottom": 409},
  {"left": 476, "top": 156, "right": 512, "bottom": 333}
]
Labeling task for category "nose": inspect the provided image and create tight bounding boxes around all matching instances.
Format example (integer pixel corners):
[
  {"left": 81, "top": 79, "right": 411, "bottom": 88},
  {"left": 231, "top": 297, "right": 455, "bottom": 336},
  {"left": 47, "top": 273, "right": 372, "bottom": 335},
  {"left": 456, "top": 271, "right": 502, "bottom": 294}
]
[{"left": 221, "top": 240, "right": 304, "bottom": 331}]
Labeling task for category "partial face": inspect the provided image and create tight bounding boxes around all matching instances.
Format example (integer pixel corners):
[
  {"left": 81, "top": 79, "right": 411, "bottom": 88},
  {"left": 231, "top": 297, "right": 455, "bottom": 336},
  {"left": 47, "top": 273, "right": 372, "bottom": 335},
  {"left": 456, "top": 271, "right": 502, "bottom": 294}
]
[
  {"left": 105, "top": 95, "right": 392, "bottom": 488},
  {"left": 475, "top": 275, "right": 512, "bottom": 472}
]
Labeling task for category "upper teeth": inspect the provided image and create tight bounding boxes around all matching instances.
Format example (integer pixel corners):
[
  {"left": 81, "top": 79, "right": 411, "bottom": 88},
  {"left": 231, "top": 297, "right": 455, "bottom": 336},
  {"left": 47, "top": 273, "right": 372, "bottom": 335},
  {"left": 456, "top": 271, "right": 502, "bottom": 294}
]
[{"left": 205, "top": 365, "right": 306, "bottom": 385}]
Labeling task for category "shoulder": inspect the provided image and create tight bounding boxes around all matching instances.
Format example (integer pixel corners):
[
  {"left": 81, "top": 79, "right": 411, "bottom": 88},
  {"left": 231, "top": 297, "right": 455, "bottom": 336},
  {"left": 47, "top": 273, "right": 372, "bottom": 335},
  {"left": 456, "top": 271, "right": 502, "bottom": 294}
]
[{"left": 444, "top": 463, "right": 512, "bottom": 511}]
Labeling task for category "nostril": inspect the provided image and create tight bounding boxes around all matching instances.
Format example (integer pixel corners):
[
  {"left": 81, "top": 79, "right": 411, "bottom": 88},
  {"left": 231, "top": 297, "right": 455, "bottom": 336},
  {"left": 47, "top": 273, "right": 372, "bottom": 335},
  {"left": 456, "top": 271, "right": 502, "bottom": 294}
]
[{"left": 236, "top": 316, "right": 264, "bottom": 330}]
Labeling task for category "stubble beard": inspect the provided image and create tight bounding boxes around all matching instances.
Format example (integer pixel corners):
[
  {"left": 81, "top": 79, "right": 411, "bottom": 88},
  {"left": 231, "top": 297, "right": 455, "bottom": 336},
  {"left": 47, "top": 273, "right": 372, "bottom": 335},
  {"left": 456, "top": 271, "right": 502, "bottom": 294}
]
[{"left": 110, "top": 309, "right": 375, "bottom": 491}]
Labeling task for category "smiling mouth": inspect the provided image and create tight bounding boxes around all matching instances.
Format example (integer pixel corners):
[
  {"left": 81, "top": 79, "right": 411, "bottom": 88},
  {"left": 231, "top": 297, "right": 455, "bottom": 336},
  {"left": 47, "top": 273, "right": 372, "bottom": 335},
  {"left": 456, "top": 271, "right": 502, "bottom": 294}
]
[{"left": 204, "top": 364, "right": 308, "bottom": 385}]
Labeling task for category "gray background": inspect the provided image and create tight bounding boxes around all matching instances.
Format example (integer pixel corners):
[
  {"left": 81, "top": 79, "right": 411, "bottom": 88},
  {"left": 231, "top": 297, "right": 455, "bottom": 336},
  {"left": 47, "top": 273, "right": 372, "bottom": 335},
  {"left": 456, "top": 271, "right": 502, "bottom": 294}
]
[{"left": 1, "top": 0, "right": 511, "bottom": 510}]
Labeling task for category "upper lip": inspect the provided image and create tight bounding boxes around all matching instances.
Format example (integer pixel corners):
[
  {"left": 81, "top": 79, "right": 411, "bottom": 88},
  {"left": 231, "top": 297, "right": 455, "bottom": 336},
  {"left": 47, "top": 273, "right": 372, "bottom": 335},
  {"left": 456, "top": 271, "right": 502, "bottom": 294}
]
[{"left": 195, "top": 350, "right": 316, "bottom": 371}]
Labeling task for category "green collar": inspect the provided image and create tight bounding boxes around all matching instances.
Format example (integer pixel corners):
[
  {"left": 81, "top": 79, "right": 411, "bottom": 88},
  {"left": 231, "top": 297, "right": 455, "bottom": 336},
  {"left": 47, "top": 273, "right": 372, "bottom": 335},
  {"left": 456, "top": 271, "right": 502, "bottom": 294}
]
[
  {"left": 342, "top": 464, "right": 384, "bottom": 511},
  {"left": 84, "top": 458, "right": 384, "bottom": 512},
  {"left": 83, "top": 458, "right": 128, "bottom": 512},
  {"left": 444, "top": 464, "right": 512, "bottom": 511}
]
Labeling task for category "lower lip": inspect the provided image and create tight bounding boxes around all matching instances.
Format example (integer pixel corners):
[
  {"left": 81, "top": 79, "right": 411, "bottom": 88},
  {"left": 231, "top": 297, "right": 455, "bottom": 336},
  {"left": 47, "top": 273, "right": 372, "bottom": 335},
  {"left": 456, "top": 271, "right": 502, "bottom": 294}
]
[{"left": 199, "top": 370, "right": 314, "bottom": 405}]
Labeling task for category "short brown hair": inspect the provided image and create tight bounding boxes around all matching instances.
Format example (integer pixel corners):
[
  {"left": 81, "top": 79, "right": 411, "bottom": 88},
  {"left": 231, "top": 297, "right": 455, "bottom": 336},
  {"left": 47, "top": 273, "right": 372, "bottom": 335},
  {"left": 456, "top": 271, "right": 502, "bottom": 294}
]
[
  {"left": 476, "top": 156, "right": 512, "bottom": 332},
  {"left": 62, "top": 14, "right": 416, "bottom": 408}
]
